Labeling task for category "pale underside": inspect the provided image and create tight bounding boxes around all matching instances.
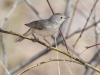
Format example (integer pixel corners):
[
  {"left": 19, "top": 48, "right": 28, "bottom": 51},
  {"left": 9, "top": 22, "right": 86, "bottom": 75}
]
[
  {"left": 25, "top": 19, "right": 61, "bottom": 37},
  {"left": 32, "top": 27, "right": 59, "bottom": 37}
]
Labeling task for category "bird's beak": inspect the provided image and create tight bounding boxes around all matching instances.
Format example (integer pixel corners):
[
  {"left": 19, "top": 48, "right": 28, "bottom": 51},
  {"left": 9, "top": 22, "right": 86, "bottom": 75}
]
[
  {"left": 67, "top": 16, "right": 70, "bottom": 18},
  {"left": 65, "top": 16, "right": 70, "bottom": 19}
]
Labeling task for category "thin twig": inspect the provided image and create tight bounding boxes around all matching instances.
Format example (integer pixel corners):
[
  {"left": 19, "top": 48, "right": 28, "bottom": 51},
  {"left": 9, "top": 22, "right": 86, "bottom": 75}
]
[
  {"left": 73, "top": 0, "right": 98, "bottom": 48},
  {"left": 79, "top": 0, "right": 94, "bottom": 21},
  {"left": 0, "top": 0, "right": 19, "bottom": 28},
  {"left": 66, "top": 20, "right": 100, "bottom": 39},
  {"left": 24, "top": 0, "right": 43, "bottom": 19},
  {"left": 63, "top": 59, "right": 74, "bottom": 75},
  {"left": 17, "top": 59, "right": 80, "bottom": 75},
  {"left": 85, "top": 43, "right": 100, "bottom": 49},
  {"left": 66, "top": 0, "right": 79, "bottom": 36},
  {"left": 0, "top": 0, "right": 19, "bottom": 70},
  {"left": 84, "top": 6, "right": 99, "bottom": 75},
  {"left": 66, "top": 0, "right": 79, "bottom": 57},
  {"left": 1, "top": 35, "right": 7, "bottom": 67},
  {"left": 59, "top": 28, "right": 69, "bottom": 53},
  {"left": 46, "top": 0, "right": 55, "bottom": 14},
  {"left": 0, "top": 60, "right": 10, "bottom": 75}
]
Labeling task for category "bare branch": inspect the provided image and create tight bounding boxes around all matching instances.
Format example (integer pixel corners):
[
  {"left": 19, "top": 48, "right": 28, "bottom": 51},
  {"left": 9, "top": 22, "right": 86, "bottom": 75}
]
[
  {"left": 18, "top": 59, "right": 81, "bottom": 75},
  {"left": 73, "top": 0, "right": 99, "bottom": 48},
  {"left": 84, "top": 8, "right": 99, "bottom": 75},
  {"left": 66, "top": 0, "right": 79, "bottom": 36},
  {"left": 24, "top": 0, "right": 43, "bottom": 19},
  {"left": 0, "top": 0, "right": 19, "bottom": 28},
  {"left": 46, "top": 0, "right": 55, "bottom": 14},
  {"left": 0, "top": 29, "right": 100, "bottom": 73},
  {"left": 0, "top": 60, "right": 11, "bottom": 75},
  {"left": 7, "top": 19, "right": 100, "bottom": 74},
  {"left": 0, "top": 0, "right": 19, "bottom": 71},
  {"left": 85, "top": 43, "right": 100, "bottom": 49}
]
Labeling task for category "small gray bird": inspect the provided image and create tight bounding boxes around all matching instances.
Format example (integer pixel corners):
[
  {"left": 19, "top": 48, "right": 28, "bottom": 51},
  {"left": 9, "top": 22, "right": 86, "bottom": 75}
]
[{"left": 15, "top": 13, "right": 68, "bottom": 42}]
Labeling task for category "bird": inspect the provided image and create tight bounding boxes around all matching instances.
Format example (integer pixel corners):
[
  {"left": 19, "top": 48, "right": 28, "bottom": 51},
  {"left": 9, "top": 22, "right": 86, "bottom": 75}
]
[{"left": 15, "top": 13, "right": 69, "bottom": 44}]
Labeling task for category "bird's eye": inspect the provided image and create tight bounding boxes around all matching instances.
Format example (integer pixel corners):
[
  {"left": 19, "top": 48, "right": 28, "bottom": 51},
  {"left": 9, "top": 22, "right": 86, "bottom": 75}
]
[{"left": 60, "top": 17, "right": 63, "bottom": 19}]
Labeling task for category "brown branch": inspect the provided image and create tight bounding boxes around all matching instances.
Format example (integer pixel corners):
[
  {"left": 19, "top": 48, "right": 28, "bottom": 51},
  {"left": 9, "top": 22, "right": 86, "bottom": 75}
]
[
  {"left": 0, "top": 29, "right": 100, "bottom": 73},
  {"left": 86, "top": 43, "right": 100, "bottom": 49},
  {"left": 46, "top": 0, "right": 55, "bottom": 14},
  {"left": 73, "top": 0, "right": 99, "bottom": 48},
  {"left": 46, "top": 0, "right": 69, "bottom": 53},
  {"left": 59, "top": 28, "right": 69, "bottom": 53}
]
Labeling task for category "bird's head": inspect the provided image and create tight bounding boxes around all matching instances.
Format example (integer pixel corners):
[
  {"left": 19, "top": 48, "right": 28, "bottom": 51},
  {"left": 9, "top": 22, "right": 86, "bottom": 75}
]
[{"left": 49, "top": 13, "right": 69, "bottom": 24}]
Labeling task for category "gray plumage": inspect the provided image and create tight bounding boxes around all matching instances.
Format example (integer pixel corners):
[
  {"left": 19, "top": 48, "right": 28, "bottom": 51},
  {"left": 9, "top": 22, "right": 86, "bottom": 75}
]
[
  {"left": 25, "top": 20, "right": 50, "bottom": 30},
  {"left": 15, "top": 13, "right": 69, "bottom": 42}
]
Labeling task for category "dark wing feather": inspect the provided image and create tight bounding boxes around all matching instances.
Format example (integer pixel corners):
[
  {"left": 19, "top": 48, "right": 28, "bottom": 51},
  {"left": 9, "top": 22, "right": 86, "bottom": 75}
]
[{"left": 25, "top": 20, "right": 47, "bottom": 30}]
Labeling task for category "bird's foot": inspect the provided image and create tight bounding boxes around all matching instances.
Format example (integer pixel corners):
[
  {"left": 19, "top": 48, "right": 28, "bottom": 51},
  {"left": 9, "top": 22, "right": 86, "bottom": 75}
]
[
  {"left": 47, "top": 45, "right": 52, "bottom": 50},
  {"left": 33, "top": 37, "right": 39, "bottom": 42}
]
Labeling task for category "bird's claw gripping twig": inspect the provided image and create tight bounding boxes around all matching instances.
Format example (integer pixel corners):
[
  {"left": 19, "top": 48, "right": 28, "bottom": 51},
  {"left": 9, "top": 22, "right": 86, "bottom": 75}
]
[
  {"left": 32, "top": 34, "right": 39, "bottom": 42},
  {"left": 47, "top": 45, "right": 52, "bottom": 50}
]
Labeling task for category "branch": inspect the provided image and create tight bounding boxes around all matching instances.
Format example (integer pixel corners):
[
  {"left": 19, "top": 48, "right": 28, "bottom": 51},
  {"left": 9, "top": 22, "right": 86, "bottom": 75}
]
[
  {"left": 73, "top": 0, "right": 99, "bottom": 47},
  {"left": 84, "top": 10, "right": 99, "bottom": 75},
  {"left": 66, "top": 0, "right": 79, "bottom": 36},
  {"left": 0, "top": 29, "right": 100, "bottom": 73},
  {"left": 24, "top": 0, "right": 43, "bottom": 19},
  {"left": 84, "top": 51, "right": 100, "bottom": 75},
  {"left": 0, "top": 0, "right": 19, "bottom": 72},
  {"left": 46, "top": 0, "right": 55, "bottom": 14},
  {"left": 18, "top": 59, "right": 81, "bottom": 75},
  {"left": 66, "top": 20, "right": 100, "bottom": 39},
  {"left": 0, "top": 0, "right": 19, "bottom": 28},
  {"left": 85, "top": 43, "right": 100, "bottom": 49},
  {"left": 0, "top": 60, "right": 10, "bottom": 75}
]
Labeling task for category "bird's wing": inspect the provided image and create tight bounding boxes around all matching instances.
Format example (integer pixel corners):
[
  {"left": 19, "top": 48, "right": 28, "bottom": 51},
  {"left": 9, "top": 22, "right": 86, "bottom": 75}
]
[{"left": 25, "top": 20, "right": 48, "bottom": 30}]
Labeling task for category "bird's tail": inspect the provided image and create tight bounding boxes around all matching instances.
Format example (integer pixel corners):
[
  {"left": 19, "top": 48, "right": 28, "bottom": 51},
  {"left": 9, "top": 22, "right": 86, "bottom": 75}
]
[{"left": 15, "top": 28, "right": 33, "bottom": 42}]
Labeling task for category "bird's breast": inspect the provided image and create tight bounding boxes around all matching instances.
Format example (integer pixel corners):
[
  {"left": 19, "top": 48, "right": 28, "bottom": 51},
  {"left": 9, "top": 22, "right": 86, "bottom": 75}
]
[{"left": 32, "top": 27, "right": 58, "bottom": 37}]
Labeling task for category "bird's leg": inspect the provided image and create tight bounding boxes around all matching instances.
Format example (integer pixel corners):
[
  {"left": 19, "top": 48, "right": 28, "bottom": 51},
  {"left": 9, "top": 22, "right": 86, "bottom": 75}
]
[
  {"left": 43, "top": 37, "right": 52, "bottom": 50},
  {"left": 32, "top": 34, "right": 39, "bottom": 42}
]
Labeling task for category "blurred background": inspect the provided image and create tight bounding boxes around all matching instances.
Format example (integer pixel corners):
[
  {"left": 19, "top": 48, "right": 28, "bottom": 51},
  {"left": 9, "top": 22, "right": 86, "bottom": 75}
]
[{"left": 0, "top": 0, "right": 100, "bottom": 75}]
